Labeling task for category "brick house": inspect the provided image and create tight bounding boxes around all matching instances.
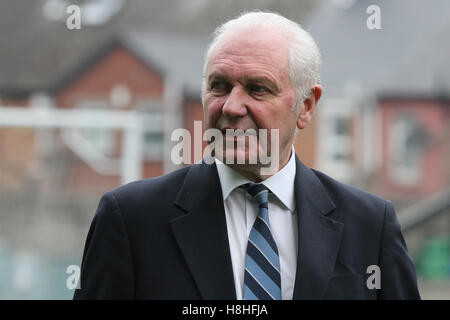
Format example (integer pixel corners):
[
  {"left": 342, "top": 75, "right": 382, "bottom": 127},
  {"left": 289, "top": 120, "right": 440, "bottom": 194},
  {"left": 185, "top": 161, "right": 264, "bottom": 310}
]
[
  {"left": 308, "top": 0, "right": 450, "bottom": 204},
  {"left": 1, "top": 0, "right": 449, "bottom": 203},
  {"left": 0, "top": 29, "right": 319, "bottom": 194},
  {"left": 1, "top": 32, "right": 210, "bottom": 194}
]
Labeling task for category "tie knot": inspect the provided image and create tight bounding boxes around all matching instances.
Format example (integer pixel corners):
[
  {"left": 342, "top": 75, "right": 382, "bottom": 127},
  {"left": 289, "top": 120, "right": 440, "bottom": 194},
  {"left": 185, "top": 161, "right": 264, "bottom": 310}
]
[{"left": 239, "top": 183, "right": 270, "bottom": 205}]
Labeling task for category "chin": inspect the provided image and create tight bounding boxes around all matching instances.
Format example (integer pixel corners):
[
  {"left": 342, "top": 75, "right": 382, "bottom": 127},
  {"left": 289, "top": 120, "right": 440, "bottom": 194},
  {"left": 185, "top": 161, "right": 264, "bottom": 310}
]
[{"left": 219, "top": 147, "right": 255, "bottom": 165}]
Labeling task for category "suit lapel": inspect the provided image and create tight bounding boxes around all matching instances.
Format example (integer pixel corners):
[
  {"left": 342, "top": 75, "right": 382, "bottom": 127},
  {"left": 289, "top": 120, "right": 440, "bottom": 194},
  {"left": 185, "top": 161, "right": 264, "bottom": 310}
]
[
  {"left": 169, "top": 155, "right": 343, "bottom": 300},
  {"left": 170, "top": 160, "right": 236, "bottom": 299},
  {"left": 292, "top": 157, "right": 344, "bottom": 299}
]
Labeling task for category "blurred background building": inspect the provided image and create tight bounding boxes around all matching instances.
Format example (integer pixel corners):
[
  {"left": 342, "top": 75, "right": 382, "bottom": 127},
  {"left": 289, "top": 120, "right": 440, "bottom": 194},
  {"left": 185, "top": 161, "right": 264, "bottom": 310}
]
[{"left": 0, "top": 0, "right": 449, "bottom": 299}]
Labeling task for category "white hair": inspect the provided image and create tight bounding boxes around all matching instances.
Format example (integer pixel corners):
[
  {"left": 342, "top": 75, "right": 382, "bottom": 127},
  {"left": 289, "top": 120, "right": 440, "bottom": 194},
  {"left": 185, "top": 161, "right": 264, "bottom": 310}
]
[{"left": 202, "top": 11, "right": 322, "bottom": 110}]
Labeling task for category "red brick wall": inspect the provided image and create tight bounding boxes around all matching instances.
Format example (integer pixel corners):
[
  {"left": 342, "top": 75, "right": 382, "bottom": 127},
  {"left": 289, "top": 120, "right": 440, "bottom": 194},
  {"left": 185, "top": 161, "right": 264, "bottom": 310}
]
[
  {"left": 375, "top": 99, "right": 448, "bottom": 199},
  {"left": 57, "top": 46, "right": 164, "bottom": 109},
  {"left": 183, "top": 98, "right": 206, "bottom": 164},
  {"left": 0, "top": 128, "right": 36, "bottom": 190},
  {"left": 1, "top": 98, "right": 29, "bottom": 107},
  {"left": 55, "top": 46, "right": 166, "bottom": 193},
  {"left": 0, "top": 99, "right": 35, "bottom": 190}
]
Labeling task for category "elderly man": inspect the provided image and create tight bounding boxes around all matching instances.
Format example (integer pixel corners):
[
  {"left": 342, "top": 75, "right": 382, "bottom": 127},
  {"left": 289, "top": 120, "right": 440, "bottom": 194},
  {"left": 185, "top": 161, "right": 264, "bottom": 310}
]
[{"left": 74, "top": 11, "right": 420, "bottom": 300}]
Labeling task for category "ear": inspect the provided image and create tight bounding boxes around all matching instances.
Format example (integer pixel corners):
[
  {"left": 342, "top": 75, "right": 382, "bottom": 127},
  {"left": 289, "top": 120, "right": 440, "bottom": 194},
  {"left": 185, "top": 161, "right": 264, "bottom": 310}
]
[{"left": 296, "top": 84, "right": 322, "bottom": 130}]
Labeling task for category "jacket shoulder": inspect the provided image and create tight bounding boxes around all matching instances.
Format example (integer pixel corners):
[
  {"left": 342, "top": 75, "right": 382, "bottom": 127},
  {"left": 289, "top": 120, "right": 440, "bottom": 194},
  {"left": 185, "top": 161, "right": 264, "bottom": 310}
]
[
  {"left": 311, "top": 168, "right": 388, "bottom": 221},
  {"left": 105, "top": 164, "right": 194, "bottom": 213}
]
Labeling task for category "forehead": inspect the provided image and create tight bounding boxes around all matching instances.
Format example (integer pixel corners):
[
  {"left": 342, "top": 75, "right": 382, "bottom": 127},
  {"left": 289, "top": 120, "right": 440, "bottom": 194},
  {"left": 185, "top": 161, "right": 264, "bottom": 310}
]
[{"left": 207, "top": 29, "right": 290, "bottom": 80}]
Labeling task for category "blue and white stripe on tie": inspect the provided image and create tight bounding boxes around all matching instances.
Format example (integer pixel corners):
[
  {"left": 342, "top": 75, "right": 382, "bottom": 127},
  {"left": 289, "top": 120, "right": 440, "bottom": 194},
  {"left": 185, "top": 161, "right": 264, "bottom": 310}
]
[{"left": 239, "top": 183, "right": 282, "bottom": 300}]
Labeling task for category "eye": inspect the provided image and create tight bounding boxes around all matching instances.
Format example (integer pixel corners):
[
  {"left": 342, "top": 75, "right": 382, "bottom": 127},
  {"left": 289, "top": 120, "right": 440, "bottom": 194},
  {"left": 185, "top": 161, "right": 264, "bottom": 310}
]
[
  {"left": 248, "top": 84, "right": 269, "bottom": 94},
  {"left": 210, "top": 81, "right": 230, "bottom": 92}
]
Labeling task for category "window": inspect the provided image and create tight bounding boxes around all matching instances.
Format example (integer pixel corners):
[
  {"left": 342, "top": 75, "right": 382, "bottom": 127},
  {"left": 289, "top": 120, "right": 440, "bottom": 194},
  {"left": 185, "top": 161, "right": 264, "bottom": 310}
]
[
  {"left": 389, "top": 113, "right": 430, "bottom": 185},
  {"left": 143, "top": 131, "right": 163, "bottom": 161},
  {"left": 135, "top": 100, "right": 164, "bottom": 161},
  {"left": 331, "top": 117, "right": 352, "bottom": 162},
  {"left": 317, "top": 97, "right": 354, "bottom": 182}
]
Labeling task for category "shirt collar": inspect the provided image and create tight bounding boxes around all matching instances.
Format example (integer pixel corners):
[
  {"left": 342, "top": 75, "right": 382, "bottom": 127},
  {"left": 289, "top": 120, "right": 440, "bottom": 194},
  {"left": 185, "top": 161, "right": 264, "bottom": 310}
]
[{"left": 215, "top": 145, "right": 297, "bottom": 213}]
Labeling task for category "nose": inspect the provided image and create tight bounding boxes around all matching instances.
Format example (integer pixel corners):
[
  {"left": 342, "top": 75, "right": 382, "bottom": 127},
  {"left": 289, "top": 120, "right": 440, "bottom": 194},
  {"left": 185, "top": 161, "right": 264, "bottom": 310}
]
[{"left": 222, "top": 86, "right": 248, "bottom": 118}]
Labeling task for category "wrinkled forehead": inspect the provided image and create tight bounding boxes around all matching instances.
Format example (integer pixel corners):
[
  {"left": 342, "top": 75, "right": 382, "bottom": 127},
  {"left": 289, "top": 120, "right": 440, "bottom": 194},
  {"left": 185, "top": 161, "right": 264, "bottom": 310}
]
[{"left": 206, "top": 27, "right": 291, "bottom": 74}]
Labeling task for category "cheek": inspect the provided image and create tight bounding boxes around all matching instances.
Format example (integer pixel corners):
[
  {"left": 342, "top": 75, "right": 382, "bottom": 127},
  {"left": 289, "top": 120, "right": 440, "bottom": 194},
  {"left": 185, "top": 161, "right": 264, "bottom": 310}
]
[
  {"left": 279, "top": 93, "right": 298, "bottom": 126},
  {"left": 204, "top": 96, "right": 224, "bottom": 127},
  {"left": 281, "top": 92, "right": 297, "bottom": 110},
  {"left": 251, "top": 99, "right": 294, "bottom": 129}
]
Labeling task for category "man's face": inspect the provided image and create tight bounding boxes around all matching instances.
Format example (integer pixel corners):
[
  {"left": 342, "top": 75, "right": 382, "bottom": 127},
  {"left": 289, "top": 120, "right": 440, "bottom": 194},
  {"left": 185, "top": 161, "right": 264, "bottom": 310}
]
[{"left": 202, "top": 29, "right": 299, "bottom": 175}]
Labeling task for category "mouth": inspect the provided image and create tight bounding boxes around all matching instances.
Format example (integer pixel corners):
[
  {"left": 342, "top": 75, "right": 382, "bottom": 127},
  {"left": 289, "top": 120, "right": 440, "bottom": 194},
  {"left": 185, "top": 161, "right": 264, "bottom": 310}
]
[{"left": 220, "top": 128, "right": 258, "bottom": 137}]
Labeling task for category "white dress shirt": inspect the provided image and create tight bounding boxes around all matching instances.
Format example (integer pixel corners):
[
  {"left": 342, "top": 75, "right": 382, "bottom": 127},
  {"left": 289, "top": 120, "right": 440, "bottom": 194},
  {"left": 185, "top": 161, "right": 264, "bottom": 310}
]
[{"left": 215, "top": 146, "right": 298, "bottom": 300}]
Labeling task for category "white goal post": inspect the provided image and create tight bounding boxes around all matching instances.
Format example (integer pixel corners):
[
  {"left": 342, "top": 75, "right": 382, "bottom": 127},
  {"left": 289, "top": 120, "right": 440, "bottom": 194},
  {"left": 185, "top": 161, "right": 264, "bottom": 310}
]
[{"left": 0, "top": 104, "right": 161, "bottom": 185}]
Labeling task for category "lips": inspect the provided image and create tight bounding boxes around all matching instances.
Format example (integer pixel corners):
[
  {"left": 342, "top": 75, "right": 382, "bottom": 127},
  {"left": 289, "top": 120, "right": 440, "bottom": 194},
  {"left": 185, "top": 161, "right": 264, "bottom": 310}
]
[{"left": 220, "top": 128, "right": 258, "bottom": 136}]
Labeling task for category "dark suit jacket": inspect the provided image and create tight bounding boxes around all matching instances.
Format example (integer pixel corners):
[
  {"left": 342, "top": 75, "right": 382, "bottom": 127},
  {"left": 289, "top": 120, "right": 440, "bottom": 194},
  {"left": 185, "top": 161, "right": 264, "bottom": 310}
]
[{"left": 73, "top": 156, "right": 420, "bottom": 299}]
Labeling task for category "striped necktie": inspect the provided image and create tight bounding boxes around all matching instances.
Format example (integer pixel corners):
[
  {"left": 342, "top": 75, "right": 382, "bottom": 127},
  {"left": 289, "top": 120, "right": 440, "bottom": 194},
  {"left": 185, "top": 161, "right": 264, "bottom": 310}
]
[{"left": 239, "top": 183, "right": 282, "bottom": 300}]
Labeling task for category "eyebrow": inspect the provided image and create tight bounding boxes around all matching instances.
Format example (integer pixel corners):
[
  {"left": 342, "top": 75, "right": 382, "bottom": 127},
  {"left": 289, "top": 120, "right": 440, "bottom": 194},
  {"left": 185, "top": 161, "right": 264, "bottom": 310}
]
[
  {"left": 207, "top": 73, "right": 231, "bottom": 84},
  {"left": 207, "top": 73, "right": 280, "bottom": 93}
]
